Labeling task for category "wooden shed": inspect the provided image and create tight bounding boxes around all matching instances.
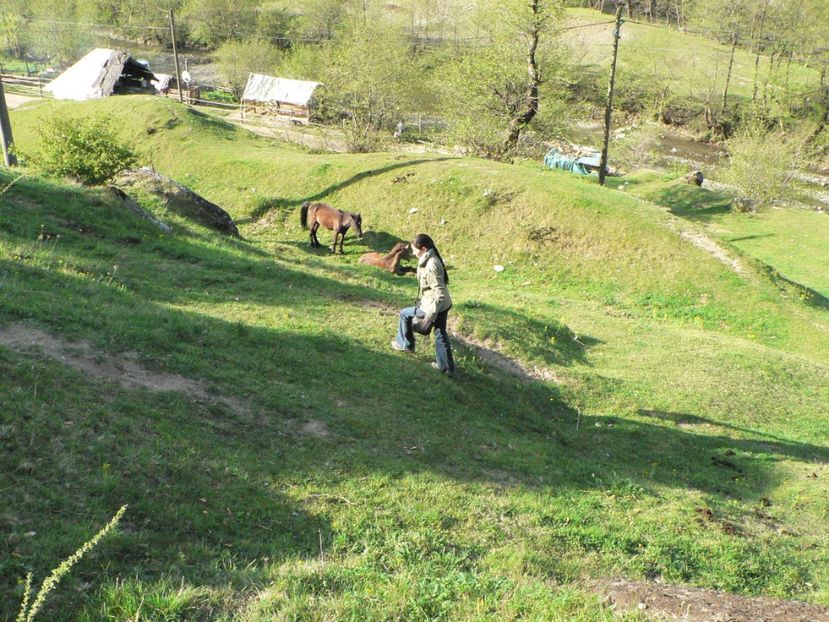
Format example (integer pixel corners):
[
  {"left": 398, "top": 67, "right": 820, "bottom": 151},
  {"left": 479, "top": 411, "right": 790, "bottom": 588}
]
[
  {"left": 45, "top": 48, "right": 156, "bottom": 100},
  {"left": 241, "top": 73, "right": 320, "bottom": 124}
]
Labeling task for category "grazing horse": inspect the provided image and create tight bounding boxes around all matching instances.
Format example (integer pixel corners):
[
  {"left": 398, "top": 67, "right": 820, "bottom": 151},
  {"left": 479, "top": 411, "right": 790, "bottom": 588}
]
[
  {"left": 359, "top": 242, "right": 409, "bottom": 274},
  {"left": 300, "top": 201, "right": 363, "bottom": 254}
]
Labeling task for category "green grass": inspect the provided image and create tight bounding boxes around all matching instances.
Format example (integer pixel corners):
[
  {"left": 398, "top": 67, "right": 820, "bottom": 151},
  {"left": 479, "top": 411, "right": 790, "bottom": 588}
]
[
  {"left": 627, "top": 171, "right": 829, "bottom": 300},
  {"left": 2, "top": 97, "right": 829, "bottom": 620},
  {"left": 564, "top": 8, "right": 820, "bottom": 105}
]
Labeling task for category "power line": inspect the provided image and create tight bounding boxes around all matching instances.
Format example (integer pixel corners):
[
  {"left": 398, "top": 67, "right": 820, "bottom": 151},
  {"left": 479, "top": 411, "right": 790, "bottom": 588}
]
[{"left": 20, "top": 14, "right": 618, "bottom": 46}]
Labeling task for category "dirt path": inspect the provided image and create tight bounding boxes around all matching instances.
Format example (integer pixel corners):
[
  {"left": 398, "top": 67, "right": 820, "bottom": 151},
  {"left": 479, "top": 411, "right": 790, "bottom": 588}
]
[
  {"left": 0, "top": 323, "right": 332, "bottom": 438},
  {"left": 350, "top": 297, "right": 562, "bottom": 384},
  {"left": 4, "top": 93, "right": 37, "bottom": 109},
  {"left": 594, "top": 578, "right": 829, "bottom": 622}
]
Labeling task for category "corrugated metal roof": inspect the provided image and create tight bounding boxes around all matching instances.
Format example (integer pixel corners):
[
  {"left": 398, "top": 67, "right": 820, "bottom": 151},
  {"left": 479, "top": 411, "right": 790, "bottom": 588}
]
[
  {"left": 45, "top": 49, "right": 128, "bottom": 100},
  {"left": 242, "top": 73, "right": 320, "bottom": 106}
]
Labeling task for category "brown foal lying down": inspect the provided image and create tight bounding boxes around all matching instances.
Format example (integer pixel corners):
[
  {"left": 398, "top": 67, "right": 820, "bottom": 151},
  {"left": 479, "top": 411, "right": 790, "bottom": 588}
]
[{"left": 359, "top": 242, "right": 409, "bottom": 274}]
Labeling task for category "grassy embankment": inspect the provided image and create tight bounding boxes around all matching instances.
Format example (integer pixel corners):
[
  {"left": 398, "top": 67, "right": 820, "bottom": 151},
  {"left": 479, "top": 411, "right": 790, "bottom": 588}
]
[
  {"left": 564, "top": 8, "right": 820, "bottom": 105},
  {"left": 619, "top": 170, "right": 829, "bottom": 300},
  {"left": 2, "top": 96, "right": 828, "bottom": 621}
]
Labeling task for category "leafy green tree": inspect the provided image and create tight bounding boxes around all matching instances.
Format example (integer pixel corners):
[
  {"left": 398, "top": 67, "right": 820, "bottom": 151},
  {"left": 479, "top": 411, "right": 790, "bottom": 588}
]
[
  {"left": 720, "top": 122, "right": 807, "bottom": 209},
  {"left": 180, "top": 0, "right": 258, "bottom": 47},
  {"left": 321, "top": 15, "right": 420, "bottom": 152},
  {"left": 0, "top": 1, "right": 29, "bottom": 58},
  {"left": 289, "top": 0, "right": 347, "bottom": 41},
  {"left": 439, "top": 0, "right": 567, "bottom": 160},
  {"left": 214, "top": 38, "right": 283, "bottom": 97}
]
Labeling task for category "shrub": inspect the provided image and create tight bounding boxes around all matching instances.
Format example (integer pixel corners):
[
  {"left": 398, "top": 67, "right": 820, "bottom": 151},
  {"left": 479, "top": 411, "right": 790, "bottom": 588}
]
[
  {"left": 719, "top": 125, "right": 807, "bottom": 209},
  {"left": 29, "top": 114, "right": 138, "bottom": 185}
]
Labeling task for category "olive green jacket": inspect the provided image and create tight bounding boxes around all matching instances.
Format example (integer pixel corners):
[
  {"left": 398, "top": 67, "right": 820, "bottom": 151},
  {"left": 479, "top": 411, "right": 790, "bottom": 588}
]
[{"left": 417, "top": 248, "right": 452, "bottom": 316}]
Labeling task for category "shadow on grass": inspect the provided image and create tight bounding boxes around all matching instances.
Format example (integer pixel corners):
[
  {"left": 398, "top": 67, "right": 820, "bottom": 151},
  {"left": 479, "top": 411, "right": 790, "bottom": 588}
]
[
  {"left": 728, "top": 233, "right": 775, "bottom": 243},
  {"left": 243, "top": 157, "right": 457, "bottom": 223},
  {"left": 647, "top": 185, "right": 732, "bottom": 222},
  {"left": 455, "top": 300, "right": 601, "bottom": 368}
]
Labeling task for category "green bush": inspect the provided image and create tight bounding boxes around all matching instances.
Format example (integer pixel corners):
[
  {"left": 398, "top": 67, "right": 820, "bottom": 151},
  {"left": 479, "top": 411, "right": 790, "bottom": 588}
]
[
  {"left": 29, "top": 114, "right": 138, "bottom": 185},
  {"left": 719, "top": 124, "right": 807, "bottom": 209}
]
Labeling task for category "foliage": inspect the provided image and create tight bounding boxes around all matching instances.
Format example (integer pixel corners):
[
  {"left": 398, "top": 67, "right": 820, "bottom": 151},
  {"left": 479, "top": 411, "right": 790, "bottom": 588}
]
[
  {"left": 214, "top": 38, "right": 284, "bottom": 97},
  {"left": 719, "top": 122, "right": 807, "bottom": 208},
  {"left": 180, "top": 0, "right": 257, "bottom": 47},
  {"left": 16, "top": 506, "right": 126, "bottom": 622},
  {"left": 439, "top": 0, "right": 568, "bottom": 159},
  {"left": 27, "top": 114, "right": 138, "bottom": 185},
  {"left": 320, "top": 15, "right": 420, "bottom": 152}
]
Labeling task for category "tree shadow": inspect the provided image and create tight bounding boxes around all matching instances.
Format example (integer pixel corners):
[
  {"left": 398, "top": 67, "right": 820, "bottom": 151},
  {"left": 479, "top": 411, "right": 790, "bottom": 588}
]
[
  {"left": 648, "top": 185, "right": 732, "bottom": 222},
  {"left": 246, "top": 157, "right": 456, "bottom": 222},
  {"left": 728, "top": 233, "right": 775, "bottom": 243},
  {"left": 453, "top": 300, "right": 601, "bottom": 368}
]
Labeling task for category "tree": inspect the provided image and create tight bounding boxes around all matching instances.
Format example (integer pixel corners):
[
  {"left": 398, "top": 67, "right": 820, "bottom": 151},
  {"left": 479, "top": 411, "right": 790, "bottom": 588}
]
[
  {"left": 320, "top": 15, "right": 419, "bottom": 152},
  {"left": 0, "top": 1, "right": 29, "bottom": 59},
  {"left": 439, "top": 0, "right": 567, "bottom": 160},
  {"left": 28, "top": 114, "right": 138, "bottom": 185},
  {"left": 290, "top": 0, "right": 348, "bottom": 41},
  {"left": 720, "top": 122, "right": 807, "bottom": 209},
  {"left": 214, "top": 39, "right": 283, "bottom": 97},
  {"left": 180, "top": 0, "right": 258, "bottom": 47}
]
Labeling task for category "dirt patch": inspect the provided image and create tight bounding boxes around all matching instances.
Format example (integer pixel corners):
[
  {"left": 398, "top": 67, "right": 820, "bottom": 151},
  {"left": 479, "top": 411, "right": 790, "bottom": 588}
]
[
  {"left": 353, "top": 297, "right": 561, "bottom": 384},
  {"left": 593, "top": 578, "right": 829, "bottom": 621},
  {"left": 281, "top": 416, "right": 335, "bottom": 440},
  {"left": 657, "top": 209, "right": 745, "bottom": 274},
  {"left": 673, "top": 226, "right": 744, "bottom": 274},
  {"left": 4, "top": 93, "right": 36, "bottom": 109},
  {"left": 449, "top": 330, "right": 561, "bottom": 384},
  {"left": 0, "top": 322, "right": 339, "bottom": 438}
]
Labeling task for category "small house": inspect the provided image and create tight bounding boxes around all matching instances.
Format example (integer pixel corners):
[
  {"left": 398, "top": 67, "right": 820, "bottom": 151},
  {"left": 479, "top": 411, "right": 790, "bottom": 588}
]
[
  {"left": 45, "top": 48, "right": 156, "bottom": 100},
  {"left": 241, "top": 73, "right": 320, "bottom": 124}
]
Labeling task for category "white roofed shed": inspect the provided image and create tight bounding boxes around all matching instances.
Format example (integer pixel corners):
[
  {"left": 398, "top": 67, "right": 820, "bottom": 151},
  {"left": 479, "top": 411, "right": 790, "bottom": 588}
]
[{"left": 241, "top": 73, "right": 321, "bottom": 124}]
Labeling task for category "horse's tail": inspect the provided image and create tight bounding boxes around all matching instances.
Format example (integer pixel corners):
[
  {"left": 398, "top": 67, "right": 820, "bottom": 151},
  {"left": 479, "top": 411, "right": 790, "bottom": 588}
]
[{"left": 300, "top": 201, "right": 310, "bottom": 229}]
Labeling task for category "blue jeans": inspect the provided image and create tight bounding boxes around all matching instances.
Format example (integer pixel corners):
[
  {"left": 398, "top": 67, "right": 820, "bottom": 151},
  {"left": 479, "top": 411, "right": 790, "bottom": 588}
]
[{"left": 395, "top": 306, "right": 455, "bottom": 373}]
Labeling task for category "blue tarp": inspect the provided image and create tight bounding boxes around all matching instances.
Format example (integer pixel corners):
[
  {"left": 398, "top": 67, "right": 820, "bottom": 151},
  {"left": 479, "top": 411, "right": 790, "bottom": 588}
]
[{"left": 543, "top": 148, "right": 600, "bottom": 175}]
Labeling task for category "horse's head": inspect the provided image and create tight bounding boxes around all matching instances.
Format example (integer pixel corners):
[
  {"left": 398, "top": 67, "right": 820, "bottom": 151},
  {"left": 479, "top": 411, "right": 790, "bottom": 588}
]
[
  {"left": 351, "top": 213, "right": 363, "bottom": 238},
  {"left": 393, "top": 242, "right": 409, "bottom": 255}
]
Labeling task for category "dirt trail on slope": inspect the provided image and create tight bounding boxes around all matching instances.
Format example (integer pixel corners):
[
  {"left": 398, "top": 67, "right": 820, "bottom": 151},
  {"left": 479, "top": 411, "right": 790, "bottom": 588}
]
[
  {"left": 352, "top": 297, "right": 562, "bottom": 384},
  {"left": 0, "top": 323, "right": 332, "bottom": 438}
]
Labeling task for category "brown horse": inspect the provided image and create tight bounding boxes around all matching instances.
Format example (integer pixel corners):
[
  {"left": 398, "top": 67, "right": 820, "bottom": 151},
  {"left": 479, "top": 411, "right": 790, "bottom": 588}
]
[
  {"left": 300, "top": 201, "right": 363, "bottom": 254},
  {"left": 359, "top": 242, "right": 409, "bottom": 274}
]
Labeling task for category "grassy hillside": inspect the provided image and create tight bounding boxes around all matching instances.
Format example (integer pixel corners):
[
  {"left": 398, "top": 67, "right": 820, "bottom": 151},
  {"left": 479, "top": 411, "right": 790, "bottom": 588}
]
[
  {"left": 624, "top": 171, "right": 829, "bottom": 300},
  {"left": 2, "top": 98, "right": 829, "bottom": 620},
  {"left": 564, "top": 8, "right": 820, "bottom": 104}
]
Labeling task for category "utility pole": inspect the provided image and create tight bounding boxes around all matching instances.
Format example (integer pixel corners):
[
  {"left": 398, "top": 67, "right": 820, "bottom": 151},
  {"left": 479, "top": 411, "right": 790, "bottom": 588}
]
[
  {"left": 0, "top": 76, "right": 17, "bottom": 167},
  {"left": 599, "top": 1, "right": 625, "bottom": 186},
  {"left": 169, "top": 9, "right": 184, "bottom": 104}
]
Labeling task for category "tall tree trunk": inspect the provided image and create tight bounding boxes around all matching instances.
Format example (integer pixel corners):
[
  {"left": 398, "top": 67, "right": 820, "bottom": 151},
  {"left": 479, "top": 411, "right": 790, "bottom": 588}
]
[
  {"left": 498, "top": 0, "right": 543, "bottom": 161},
  {"left": 810, "top": 63, "right": 829, "bottom": 142},
  {"left": 720, "top": 33, "right": 738, "bottom": 116},
  {"left": 752, "top": 0, "right": 769, "bottom": 102},
  {"left": 599, "top": 2, "right": 625, "bottom": 185}
]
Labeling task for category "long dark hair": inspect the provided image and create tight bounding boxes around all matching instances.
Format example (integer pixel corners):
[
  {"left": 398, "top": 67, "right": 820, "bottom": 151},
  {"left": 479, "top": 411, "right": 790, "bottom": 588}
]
[{"left": 412, "top": 233, "right": 449, "bottom": 284}]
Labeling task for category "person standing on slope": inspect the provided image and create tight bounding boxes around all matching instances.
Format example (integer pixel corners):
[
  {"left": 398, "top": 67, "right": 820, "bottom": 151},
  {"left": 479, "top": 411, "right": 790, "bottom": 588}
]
[{"left": 391, "top": 233, "right": 456, "bottom": 376}]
